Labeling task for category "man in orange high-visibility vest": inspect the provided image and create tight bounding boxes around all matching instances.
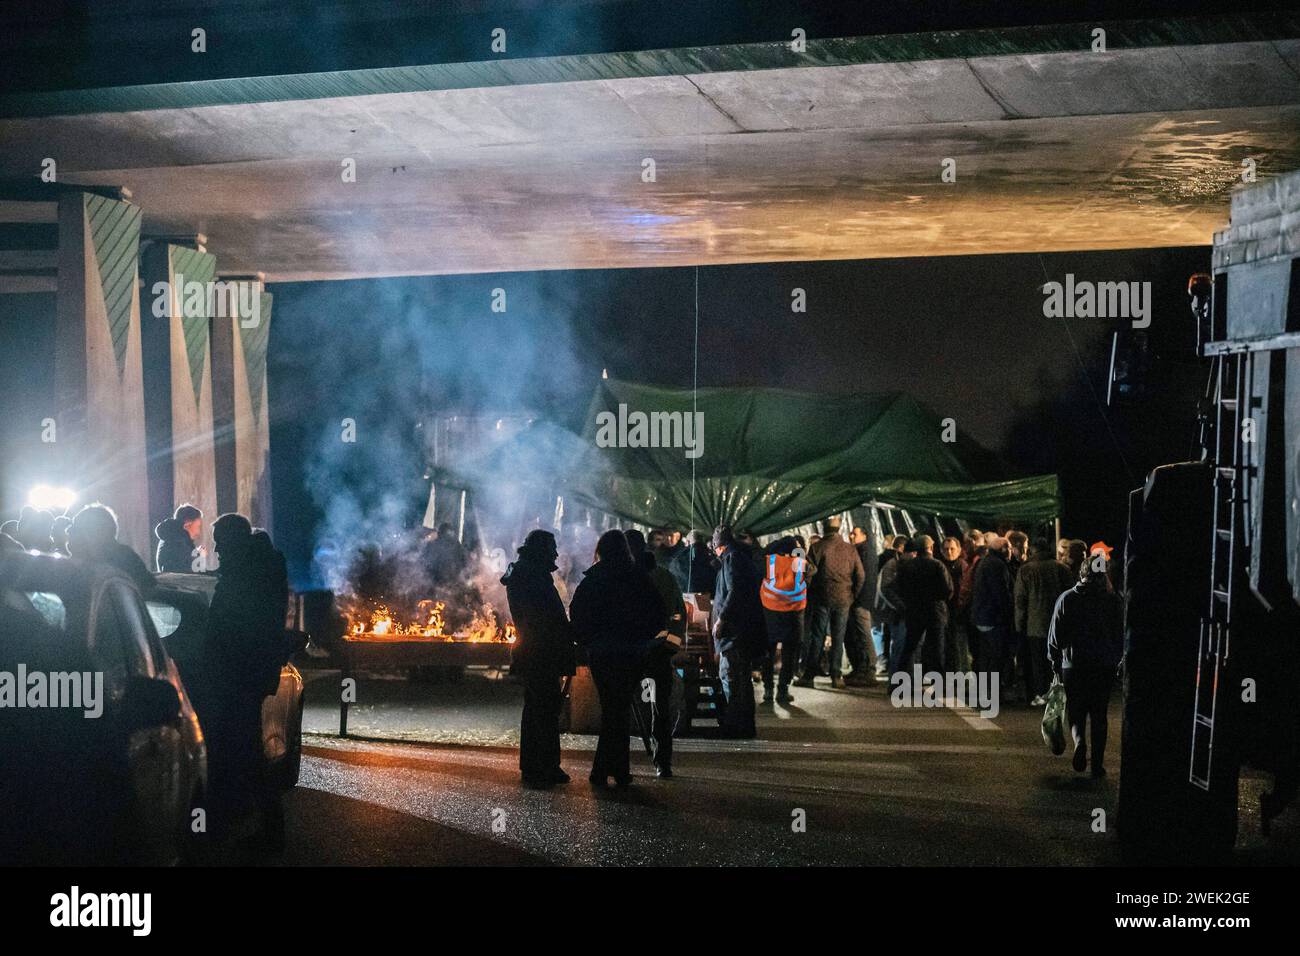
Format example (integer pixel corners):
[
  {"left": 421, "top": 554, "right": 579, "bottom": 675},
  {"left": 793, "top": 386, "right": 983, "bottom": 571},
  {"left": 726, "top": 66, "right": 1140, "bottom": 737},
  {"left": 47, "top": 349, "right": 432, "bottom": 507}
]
[{"left": 759, "top": 536, "right": 815, "bottom": 705}]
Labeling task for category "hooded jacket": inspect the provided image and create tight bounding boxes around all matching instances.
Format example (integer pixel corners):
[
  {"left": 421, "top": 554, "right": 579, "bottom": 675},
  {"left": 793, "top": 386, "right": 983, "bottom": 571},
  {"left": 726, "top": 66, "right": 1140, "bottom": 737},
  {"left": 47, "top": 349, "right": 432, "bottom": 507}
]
[
  {"left": 1047, "top": 575, "right": 1123, "bottom": 672},
  {"left": 501, "top": 549, "right": 576, "bottom": 676},
  {"left": 155, "top": 518, "right": 196, "bottom": 573},
  {"left": 570, "top": 558, "right": 666, "bottom": 663}
]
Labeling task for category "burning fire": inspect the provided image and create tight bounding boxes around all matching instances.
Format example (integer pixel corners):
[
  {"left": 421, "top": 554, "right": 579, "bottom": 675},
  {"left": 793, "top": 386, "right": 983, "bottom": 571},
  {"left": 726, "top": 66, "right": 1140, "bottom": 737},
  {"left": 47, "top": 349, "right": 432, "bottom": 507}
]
[{"left": 346, "top": 597, "right": 515, "bottom": 643}]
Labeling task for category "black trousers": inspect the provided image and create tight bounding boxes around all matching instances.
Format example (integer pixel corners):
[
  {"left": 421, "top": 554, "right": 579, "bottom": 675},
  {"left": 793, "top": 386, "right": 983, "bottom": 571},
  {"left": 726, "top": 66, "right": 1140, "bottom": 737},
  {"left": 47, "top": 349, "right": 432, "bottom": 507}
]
[
  {"left": 761, "top": 608, "right": 803, "bottom": 692},
  {"left": 590, "top": 658, "right": 639, "bottom": 782},
  {"left": 638, "top": 642, "right": 675, "bottom": 770},
  {"left": 1063, "top": 666, "right": 1115, "bottom": 769},
  {"left": 520, "top": 667, "right": 565, "bottom": 779}
]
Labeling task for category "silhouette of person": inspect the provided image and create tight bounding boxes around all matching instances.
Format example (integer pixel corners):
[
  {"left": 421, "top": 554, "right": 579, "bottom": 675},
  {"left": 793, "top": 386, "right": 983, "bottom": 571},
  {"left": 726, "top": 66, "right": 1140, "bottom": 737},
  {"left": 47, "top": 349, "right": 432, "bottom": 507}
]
[
  {"left": 206, "top": 514, "right": 289, "bottom": 852},
  {"left": 502, "top": 530, "right": 576, "bottom": 787},
  {"left": 569, "top": 530, "right": 665, "bottom": 788}
]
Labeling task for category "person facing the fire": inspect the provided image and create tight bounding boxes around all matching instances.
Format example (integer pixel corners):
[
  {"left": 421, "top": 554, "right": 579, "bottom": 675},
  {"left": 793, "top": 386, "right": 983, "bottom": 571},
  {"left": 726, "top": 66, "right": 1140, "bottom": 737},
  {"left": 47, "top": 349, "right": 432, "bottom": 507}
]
[
  {"left": 570, "top": 529, "right": 667, "bottom": 788},
  {"left": 502, "top": 529, "right": 577, "bottom": 788},
  {"left": 206, "top": 513, "right": 291, "bottom": 851}
]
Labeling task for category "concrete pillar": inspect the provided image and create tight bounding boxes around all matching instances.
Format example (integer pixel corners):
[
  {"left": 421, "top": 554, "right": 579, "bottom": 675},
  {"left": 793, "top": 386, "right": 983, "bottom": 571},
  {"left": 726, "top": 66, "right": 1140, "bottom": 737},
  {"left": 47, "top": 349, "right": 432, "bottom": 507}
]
[
  {"left": 211, "top": 278, "right": 273, "bottom": 534},
  {"left": 54, "top": 191, "right": 150, "bottom": 556},
  {"left": 140, "top": 242, "right": 220, "bottom": 560}
]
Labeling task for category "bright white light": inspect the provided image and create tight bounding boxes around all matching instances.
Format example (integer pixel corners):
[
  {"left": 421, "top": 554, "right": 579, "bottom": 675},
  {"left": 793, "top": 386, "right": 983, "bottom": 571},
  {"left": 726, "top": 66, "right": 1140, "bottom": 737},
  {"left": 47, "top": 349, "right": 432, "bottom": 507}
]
[{"left": 27, "top": 484, "right": 76, "bottom": 513}]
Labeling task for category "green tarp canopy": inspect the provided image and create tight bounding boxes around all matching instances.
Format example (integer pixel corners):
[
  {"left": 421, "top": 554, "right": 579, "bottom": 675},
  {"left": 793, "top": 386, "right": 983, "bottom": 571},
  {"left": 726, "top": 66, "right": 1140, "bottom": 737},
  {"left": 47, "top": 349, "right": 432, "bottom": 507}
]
[{"left": 441, "top": 379, "right": 1060, "bottom": 535}]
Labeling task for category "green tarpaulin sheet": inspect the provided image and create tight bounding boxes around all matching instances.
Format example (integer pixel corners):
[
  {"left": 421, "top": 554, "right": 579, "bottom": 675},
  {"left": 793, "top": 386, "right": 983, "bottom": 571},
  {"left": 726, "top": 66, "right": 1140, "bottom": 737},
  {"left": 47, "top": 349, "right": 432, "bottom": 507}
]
[{"left": 441, "top": 380, "right": 1060, "bottom": 534}]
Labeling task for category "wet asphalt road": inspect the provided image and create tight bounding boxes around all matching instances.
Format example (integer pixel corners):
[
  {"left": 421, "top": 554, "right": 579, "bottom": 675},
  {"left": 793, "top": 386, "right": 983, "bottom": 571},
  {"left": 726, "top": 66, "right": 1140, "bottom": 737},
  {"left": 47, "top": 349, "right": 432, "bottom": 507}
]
[{"left": 269, "top": 670, "right": 1298, "bottom": 866}]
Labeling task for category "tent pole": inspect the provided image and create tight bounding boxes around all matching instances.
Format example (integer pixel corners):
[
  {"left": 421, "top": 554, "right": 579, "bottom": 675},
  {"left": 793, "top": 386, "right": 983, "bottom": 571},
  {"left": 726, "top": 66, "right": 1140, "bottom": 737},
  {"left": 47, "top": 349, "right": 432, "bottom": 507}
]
[{"left": 1054, "top": 516, "right": 1061, "bottom": 544}]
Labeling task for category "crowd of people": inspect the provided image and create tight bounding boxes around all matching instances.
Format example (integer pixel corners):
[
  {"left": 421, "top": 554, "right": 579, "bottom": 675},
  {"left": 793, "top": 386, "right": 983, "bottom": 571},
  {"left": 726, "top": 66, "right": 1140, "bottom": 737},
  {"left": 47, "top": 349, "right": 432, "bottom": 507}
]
[
  {"left": 1, "top": 500, "right": 292, "bottom": 853},
  {"left": 504, "top": 515, "right": 1125, "bottom": 787},
  {"left": 5, "top": 496, "right": 1123, "bottom": 807}
]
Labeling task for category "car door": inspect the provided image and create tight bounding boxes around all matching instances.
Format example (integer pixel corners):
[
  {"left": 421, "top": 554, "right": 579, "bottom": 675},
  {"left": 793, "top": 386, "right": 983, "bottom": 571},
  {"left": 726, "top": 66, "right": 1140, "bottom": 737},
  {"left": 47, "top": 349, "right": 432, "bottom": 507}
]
[{"left": 92, "top": 578, "right": 186, "bottom": 860}]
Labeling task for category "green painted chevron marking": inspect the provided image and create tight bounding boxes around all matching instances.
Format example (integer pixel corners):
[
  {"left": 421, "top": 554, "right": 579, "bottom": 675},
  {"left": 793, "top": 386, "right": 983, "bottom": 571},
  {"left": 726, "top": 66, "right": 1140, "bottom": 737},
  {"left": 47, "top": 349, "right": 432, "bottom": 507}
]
[
  {"left": 85, "top": 194, "right": 141, "bottom": 378},
  {"left": 239, "top": 292, "right": 272, "bottom": 424},
  {"left": 169, "top": 245, "right": 215, "bottom": 407}
]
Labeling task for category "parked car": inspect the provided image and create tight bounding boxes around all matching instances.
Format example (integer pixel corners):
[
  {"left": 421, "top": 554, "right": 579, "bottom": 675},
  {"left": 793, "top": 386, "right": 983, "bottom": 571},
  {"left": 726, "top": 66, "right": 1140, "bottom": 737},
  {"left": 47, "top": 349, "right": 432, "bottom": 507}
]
[
  {"left": 149, "top": 572, "right": 305, "bottom": 790},
  {"left": 0, "top": 551, "right": 206, "bottom": 866}
]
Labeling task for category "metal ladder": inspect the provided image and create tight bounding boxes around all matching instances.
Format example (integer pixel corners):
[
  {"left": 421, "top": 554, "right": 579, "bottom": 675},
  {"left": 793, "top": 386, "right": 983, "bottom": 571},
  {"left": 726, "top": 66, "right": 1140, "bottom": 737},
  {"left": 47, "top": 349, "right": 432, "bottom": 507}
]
[{"left": 1190, "top": 351, "right": 1250, "bottom": 790}]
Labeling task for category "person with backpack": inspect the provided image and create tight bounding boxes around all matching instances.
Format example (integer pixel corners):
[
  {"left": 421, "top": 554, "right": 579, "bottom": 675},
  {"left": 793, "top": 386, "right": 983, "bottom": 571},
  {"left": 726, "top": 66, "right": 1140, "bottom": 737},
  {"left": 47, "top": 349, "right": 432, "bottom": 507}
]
[
  {"left": 759, "top": 535, "right": 814, "bottom": 705},
  {"left": 712, "top": 525, "right": 765, "bottom": 738}
]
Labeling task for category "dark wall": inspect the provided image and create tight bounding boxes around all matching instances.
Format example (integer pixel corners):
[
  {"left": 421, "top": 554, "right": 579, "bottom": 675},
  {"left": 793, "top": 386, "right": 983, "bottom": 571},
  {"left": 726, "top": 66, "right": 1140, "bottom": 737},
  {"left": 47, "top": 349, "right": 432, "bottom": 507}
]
[{"left": 268, "top": 247, "right": 1210, "bottom": 587}]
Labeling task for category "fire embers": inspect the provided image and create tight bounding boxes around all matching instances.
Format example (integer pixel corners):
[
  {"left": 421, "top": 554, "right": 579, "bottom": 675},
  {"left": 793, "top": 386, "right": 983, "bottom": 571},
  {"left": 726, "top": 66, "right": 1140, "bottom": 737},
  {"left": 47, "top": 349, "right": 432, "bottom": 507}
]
[
  {"left": 340, "top": 543, "right": 516, "bottom": 642},
  {"left": 344, "top": 598, "right": 515, "bottom": 643}
]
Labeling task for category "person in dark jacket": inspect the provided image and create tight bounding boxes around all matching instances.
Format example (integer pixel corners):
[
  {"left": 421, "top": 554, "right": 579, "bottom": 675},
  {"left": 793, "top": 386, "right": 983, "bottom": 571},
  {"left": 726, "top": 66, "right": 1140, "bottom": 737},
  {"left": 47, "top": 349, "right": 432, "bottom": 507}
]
[
  {"left": 896, "top": 535, "right": 953, "bottom": 673},
  {"left": 154, "top": 503, "right": 204, "bottom": 573},
  {"left": 878, "top": 539, "right": 911, "bottom": 673},
  {"left": 712, "top": 525, "right": 764, "bottom": 738},
  {"left": 1048, "top": 553, "right": 1124, "bottom": 777},
  {"left": 627, "top": 530, "right": 684, "bottom": 777},
  {"left": 570, "top": 530, "right": 666, "bottom": 788},
  {"left": 1014, "top": 538, "right": 1076, "bottom": 705},
  {"left": 797, "top": 517, "right": 865, "bottom": 689},
  {"left": 206, "top": 514, "right": 289, "bottom": 850},
  {"left": 971, "top": 535, "right": 1015, "bottom": 695},
  {"left": 670, "top": 529, "right": 717, "bottom": 594},
  {"left": 846, "top": 526, "right": 879, "bottom": 685},
  {"left": 15, "top": 506, "right": 56, "bottom": 553},
  {"left": 502, "top": 530, "right": 576, "bottom": 787},
  {"left": 66, "top": 503, "right": 154, "bottom": 592},
  {"left": 939, "top": 536, "right": 969, "bottom": 671}
]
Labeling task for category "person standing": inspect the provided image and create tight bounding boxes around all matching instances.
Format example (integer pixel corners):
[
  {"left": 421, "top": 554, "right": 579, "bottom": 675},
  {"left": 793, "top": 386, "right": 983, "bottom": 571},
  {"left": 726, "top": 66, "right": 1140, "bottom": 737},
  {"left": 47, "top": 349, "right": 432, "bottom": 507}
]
[
  {"left": 206, "top": 514, "right": 288, "bottom": 851},
  {"left": 939, "top": 535, "right": 969, "bottom": 672},
  {"left": 712, "top": 525, "right": 764, "bottom": 737},
  {"left": 570, "top": 530, "right": 666, "bottom": 788},
  {"left": 66, "top": 503, "right": 155, "bottom": 592},
  {"left": 846, "top": 526, "right": 879, "bottom": 685},
  {"left": 502, "top": 530, "right": 576, "bottom": 788},
  {"left": 796, "top": 517, "right": 865, "bottom": 689},
  {"left": 971, "top": 534, "right": 1015, "bottom": 697},
  {"left": 1048, "top": 552, "right": 1124, "bottom": 777},
  {"left": 1014, "top": 537, "right": 1075, "bottom": 706},
  {"left": 626, "top": 529, "right": 685, "bottom": 777},
  {"left": 896, "top": 535, "right": 953, "bottom": 673},
  {"left": 155, "top": 503, "right": 204, "bottom": 572},
  {"left": 878, "top": 537, "right": 911, "bottom": 674},
  {"left": 758, "top": 536, "right": 812, "bottom": 704},
  {"left": 671, "top": 529, "right": 717, "bottom": 595}
]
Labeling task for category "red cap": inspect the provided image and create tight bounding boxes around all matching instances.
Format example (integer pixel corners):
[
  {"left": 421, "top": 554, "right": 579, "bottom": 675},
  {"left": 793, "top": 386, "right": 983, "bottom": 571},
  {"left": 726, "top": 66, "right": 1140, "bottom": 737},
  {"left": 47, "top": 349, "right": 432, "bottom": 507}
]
[{"left": 1089, "top": 541, "right": 1114, "bottom": 557}]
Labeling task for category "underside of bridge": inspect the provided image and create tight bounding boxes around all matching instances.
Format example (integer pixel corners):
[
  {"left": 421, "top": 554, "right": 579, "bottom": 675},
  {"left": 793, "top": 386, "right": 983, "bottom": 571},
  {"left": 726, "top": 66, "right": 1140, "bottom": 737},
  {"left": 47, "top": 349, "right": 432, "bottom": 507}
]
[{"left": 2, "top": 3, "right": 1300, "bottom": 280}]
